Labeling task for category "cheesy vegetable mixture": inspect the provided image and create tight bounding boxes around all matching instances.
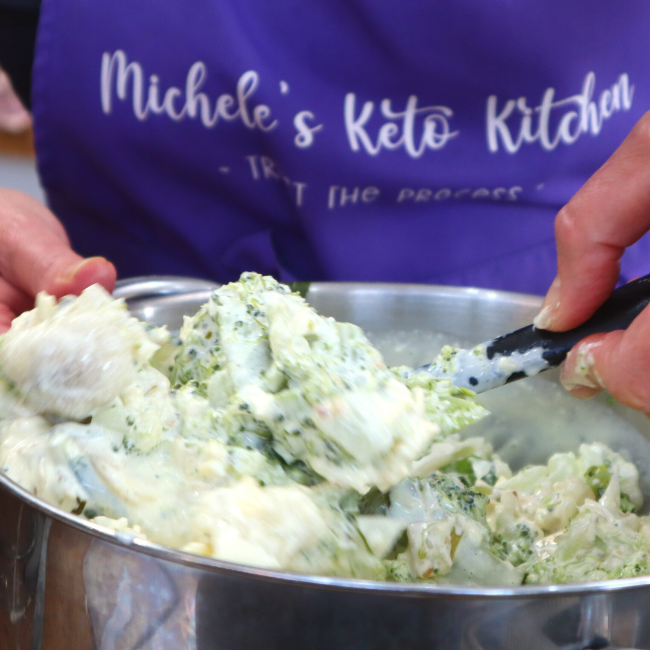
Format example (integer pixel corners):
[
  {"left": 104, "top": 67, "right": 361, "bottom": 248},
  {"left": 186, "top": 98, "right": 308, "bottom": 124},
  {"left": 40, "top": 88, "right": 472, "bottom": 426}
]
[{"left": 0, "top": 273, "right": 648, "bottom": 585}]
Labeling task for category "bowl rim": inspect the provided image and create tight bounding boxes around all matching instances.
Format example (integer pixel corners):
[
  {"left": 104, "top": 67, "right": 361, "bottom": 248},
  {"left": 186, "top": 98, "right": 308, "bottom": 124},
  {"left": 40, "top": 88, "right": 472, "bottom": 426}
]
[{"left": 2, "top": 276, "right": 649, "bottom": 599}]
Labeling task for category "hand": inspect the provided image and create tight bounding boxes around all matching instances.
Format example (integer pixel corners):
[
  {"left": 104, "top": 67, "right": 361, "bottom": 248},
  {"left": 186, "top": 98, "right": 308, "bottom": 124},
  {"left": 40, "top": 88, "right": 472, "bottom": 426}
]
[
  {"left": 534, "top": 111, "right": 650, "bottom": 413},
  {"left": 0, "top": 189, "right": 116, "bottom": 332}
]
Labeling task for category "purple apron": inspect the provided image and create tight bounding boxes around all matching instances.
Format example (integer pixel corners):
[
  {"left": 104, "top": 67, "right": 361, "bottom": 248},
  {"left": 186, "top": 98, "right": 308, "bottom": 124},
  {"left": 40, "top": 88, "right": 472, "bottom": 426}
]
[{"left": 31, "top": 1, "right": 650, "bottom": 294}]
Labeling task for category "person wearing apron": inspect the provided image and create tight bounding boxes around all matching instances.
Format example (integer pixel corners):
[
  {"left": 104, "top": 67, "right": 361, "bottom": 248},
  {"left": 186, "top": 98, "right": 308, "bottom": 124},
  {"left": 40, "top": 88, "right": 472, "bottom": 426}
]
[
  {"left": 0, "top": 6, "right": 650, "bottom": 649},
  {"left": 0, "top": 1, "right": 649, "bottom": 405}
]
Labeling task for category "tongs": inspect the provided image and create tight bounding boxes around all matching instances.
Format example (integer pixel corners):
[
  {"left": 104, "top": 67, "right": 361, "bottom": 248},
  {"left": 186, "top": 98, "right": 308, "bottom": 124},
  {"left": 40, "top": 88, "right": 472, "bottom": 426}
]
[{"left": 409, "top": 274, "right": 650, "bottom": 393}]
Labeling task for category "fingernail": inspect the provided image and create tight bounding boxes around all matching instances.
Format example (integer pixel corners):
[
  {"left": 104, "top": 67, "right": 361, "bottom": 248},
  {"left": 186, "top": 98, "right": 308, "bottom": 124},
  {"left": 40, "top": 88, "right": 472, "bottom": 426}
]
[
  {"left": 560, "top": 341, "right": 604, "bottom": 394},
  {"left": 48, "top": 257, "right": 111, "bottom": 300},
  {"left": 533, "top": 276, "right": 561, "bottom": 330},
  {"left": 57, "top": 257, "right": 101, "bottom": 284}
]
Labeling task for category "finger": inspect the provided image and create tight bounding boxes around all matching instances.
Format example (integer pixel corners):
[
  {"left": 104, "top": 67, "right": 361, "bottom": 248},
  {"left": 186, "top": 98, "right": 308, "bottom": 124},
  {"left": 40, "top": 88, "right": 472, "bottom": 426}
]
[
  {"left": 46, "top": 256, "right": 117, "bottom": 299},
  {"left": 0, "top": 276, "right": 34, "bottom": 316},
  {"left": 0, "top": 189, "right": 70, "bottom": 243},
  {"left": 0, "top": 266, "right": 117, "bottom": 335},
  {"left": 0, "top": 304, "right": 15, "bottom": 334},
  {"left": 0, "top": 190, "right": 117, "bottom": 298},
  {"left": 560, "top": 335, "right": 610, "bottom": 400},
  {"left": 534, "top": 110, "right": 650, "bottom": 332},
  {"left": 560, "top": 303, "right": 650, "bottom": 412}
]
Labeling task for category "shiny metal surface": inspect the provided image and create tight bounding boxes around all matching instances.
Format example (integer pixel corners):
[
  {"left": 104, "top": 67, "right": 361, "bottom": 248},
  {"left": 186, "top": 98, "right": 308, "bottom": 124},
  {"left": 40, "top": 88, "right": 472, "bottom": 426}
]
[{"left": 1, "top": 277, "right": 650, "bottom": 649}]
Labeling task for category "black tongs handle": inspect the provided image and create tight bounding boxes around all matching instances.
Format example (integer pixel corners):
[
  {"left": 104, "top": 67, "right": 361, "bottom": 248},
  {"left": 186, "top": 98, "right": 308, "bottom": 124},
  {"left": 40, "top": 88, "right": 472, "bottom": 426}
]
[{"left": 487, "top": 273, "right": 650, "bottom": 368}]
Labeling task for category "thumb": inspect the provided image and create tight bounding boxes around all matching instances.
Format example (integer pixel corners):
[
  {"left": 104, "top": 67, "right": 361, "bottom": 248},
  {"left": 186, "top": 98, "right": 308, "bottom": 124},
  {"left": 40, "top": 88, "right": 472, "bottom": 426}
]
[
  {"left": 0, "top": 190, "right": 116, "bottom": 298},
  {"left": 560, "top": 302, "right": 650, "bottom": 413},
  {"left": 45, "top": 256, "right": 117, "bottom": 299}
]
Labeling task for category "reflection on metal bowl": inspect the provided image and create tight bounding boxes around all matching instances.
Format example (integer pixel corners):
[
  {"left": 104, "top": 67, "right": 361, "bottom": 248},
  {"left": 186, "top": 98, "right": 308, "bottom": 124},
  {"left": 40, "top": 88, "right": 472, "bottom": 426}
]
[{"left": 1, "top": 277, "right": 650, "bottom": 650}]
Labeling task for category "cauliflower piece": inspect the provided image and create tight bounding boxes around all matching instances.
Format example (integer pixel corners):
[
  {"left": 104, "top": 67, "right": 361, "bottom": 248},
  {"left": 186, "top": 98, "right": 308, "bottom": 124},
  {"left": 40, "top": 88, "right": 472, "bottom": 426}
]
[
  {"left": 525, "top": 475, "right": 650, "bottom": 584},
  {"left": 407, "top": 518, "right": 458, "bottom": 578},
  {"left": 186, "top": 478, "right": 329, "bottom": 569},
  {"left": 92, "top": 516, "right": 146, "bottom": 538},
  {"left": 0, "top": 416, "right": 88, "bottom": 512},
  {"left": 0, "top": 286, "right": 159, "bottom": 420},
  {"left": 494, "top": 442, "right": 642, "bottom": 537}
]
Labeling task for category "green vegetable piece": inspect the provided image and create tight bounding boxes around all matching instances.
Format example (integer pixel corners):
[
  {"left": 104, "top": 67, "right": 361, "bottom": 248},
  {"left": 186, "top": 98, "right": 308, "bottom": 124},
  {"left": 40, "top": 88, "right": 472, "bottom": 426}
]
[
  {"left": 490, "top": 523, "right": 536, "bottom": 567},
  {"left": 620, "top": 493, "right": 636, "bottom": 513},
  {"left": 385, "top": 530, "right": 408, "bottom": 560},
  {"left": 282, "top": 459, "right": 324, "bottom": 486},
  {"left": 288, "top": 282, "right": 312, "bottom": 299},
  {"left": 428, "top": 473, "right": 488, "bottom": 522},
  {"left": 338, "top": 490, "right": 362, "bottom": 515},
  {"left": 441, "top": 457, "right": 477, "bottom": 486},
  {"left": 481, "top": 467, "right": 498, "bottom": 487},
  {"left": 584, "top": 464, "right": 612, "bottom": 499},
  {"left": 358, "top": 487, "right": 391, "bottom": 516}
]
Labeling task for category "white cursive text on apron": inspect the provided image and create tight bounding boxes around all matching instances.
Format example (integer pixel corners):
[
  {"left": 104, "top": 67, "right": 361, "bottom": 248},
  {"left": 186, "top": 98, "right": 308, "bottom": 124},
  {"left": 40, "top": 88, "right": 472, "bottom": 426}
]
[
  {"left": 486, "top": 72, "right": 633, "bottom": 153},
  {"left": 100, "top": 50, "right": 277, "bottom": 131}
]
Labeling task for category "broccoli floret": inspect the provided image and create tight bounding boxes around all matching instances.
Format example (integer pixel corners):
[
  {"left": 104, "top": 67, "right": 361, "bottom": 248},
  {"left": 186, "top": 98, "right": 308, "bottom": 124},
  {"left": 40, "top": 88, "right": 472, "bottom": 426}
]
[
  {"left": 490, "top": 523, "right": 537, "bottom": 567},
  {"left": 427, "top": 473, "right": 488, "bottom": 522},
  {"left": 383, "top": 559, "right": 413, "bottom": 582},
  {"left": 388, "top": 472, "right": 488, "bottom": 525},
  {"left": 583, "top": 464, "right": 636, "bottom": 512},
  {"left": 439, "top": 455, "right": 502, "bottom": 488},
  {"left": 584, "top": 464, "right": 611, "bottom": 499}
]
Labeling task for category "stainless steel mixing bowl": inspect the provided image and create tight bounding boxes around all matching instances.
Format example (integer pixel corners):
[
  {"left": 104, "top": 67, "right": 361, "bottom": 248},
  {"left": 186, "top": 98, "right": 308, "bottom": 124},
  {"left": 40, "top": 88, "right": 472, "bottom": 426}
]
[{"left": 1, "top": 277, "right": 649, "bottom": 650}]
